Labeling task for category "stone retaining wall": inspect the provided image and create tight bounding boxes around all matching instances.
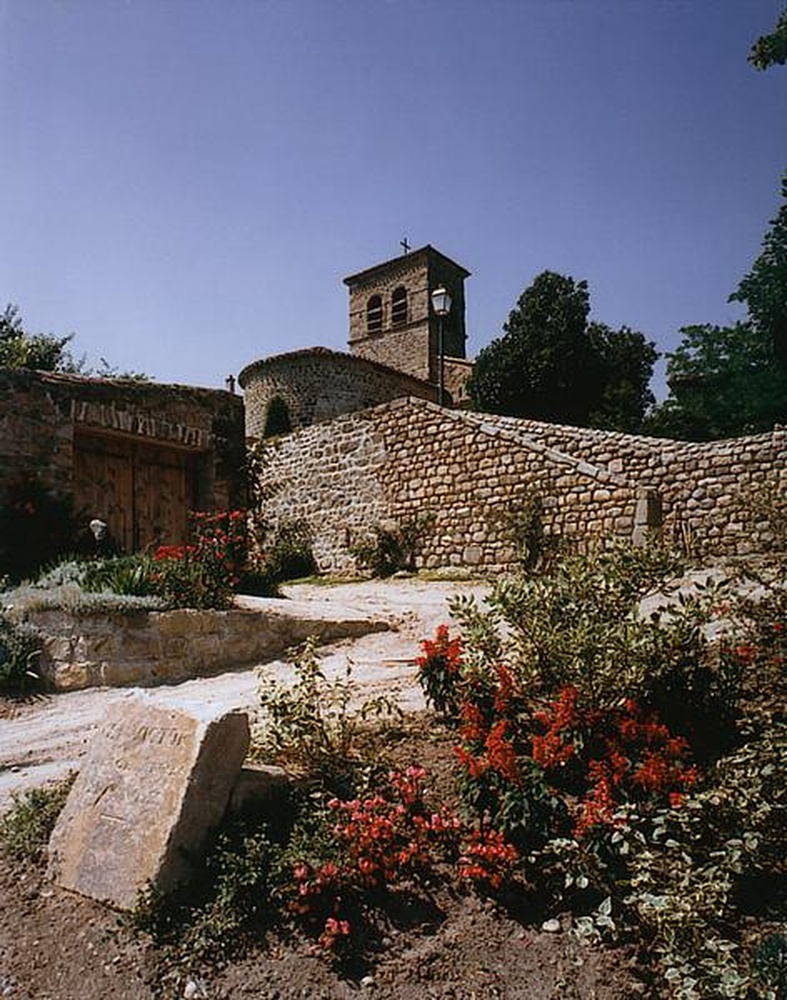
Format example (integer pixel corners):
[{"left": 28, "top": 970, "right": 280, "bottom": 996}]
[
  {"left": 27, "top": 602, "right": 389, "bottom": 691},
  {"left": 252, "top": 397, "right": 785, "bottom": 573},
  {"left": 482, "top": 414, "right": 786, "bottom": 554}
]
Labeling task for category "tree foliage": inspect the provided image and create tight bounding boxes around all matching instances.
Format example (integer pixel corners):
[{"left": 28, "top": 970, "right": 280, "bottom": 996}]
[
  {"left": 0, "top": 304, "right": 149, "bottom": 379},
  {"left": 644, "top": 322, "right": 787, "bottom": 440},
  {"left": 729, "top": 174, "right": 787, "bottom": 369},
  {"left": 0, "top": 305, "right": 81, "bottom": 373},
  {"left": 647, "top": 175, "right": 787, "bottom": 440},
  {"left": 466, "top": 271, "right": 656, "bottom": 431},
  {"left": 587, "top": 322, "right": 658, "bottom": 432},
  {"left": 749, "top": 7, "right": 787, "bottom": 70}
]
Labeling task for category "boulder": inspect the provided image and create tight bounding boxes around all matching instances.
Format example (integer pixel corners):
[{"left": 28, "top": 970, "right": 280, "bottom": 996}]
[{"left": 47, "top": 694, "right": 249, "bottom": 909}]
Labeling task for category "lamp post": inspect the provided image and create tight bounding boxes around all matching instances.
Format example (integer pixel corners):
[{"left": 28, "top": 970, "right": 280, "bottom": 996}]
[{"left": 430, "top": 285, "right": 452, "bottom": 406}]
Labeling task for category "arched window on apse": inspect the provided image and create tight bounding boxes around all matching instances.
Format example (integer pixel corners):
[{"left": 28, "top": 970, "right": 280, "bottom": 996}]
[
  {"left": 366, "top": 295, "right": 383, "bottom": 334},
  {"left": 391, "top": 286, "right": 408, "bottom": 326},
  {"left": 263, "top": 395, "right": 292, "bottom": 438}
]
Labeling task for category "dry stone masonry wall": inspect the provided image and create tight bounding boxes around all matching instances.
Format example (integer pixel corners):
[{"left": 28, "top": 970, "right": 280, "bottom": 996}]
[
  {"left": 503, "top": 415, "right": 786, "bottom": 555},
  {"left": 252, "top": 397, "right": 785, "bottom": 573},
  {"left": 239, "top": 348, "right": 437, "bottom": 436},
  {"left": 255, "top": 409, "right": 391, "bottom": 571}
]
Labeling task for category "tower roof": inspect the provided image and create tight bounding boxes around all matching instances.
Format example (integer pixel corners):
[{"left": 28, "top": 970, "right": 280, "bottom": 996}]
[{"left": 342, "top": 244, "right": 471, "bottom": 287}]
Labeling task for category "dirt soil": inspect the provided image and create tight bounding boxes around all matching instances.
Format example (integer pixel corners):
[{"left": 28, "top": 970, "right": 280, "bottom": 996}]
[{"left": 0, "top": 579, "right": 649, "bottom": 998}]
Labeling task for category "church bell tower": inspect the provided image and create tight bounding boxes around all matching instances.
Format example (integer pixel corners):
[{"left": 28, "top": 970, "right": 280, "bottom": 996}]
[{"left": 343, "top": 244, "right": 470, "bottom": 385}]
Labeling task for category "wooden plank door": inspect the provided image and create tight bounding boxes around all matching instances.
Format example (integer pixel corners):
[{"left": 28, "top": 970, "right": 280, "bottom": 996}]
[
  {"left": 73, "top": 432, "right": 201, "bottom": 554},
  {"left": 133, "top": 443, "right": 197, "bottom": 551},
  {"left": 73, "top": 435, "right": 135, "bottom": 552}
]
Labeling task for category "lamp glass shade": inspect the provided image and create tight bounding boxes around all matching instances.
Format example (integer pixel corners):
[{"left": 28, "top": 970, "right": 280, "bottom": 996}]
[{"left": 431, "top": 286, "right": 452, "bottom": 316}]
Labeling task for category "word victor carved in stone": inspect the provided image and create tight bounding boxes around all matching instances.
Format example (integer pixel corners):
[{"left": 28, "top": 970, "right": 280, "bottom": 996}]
[{"left": 47, "top": 694, "right": 250, "bottom": 909}]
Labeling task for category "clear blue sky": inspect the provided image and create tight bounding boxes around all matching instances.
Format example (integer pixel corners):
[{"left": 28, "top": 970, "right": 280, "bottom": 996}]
[{"left": 2, "top": 0, "right": 786, "bottom": 397}]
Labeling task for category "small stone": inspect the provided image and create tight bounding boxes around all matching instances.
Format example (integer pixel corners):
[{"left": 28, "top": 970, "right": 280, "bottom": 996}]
[
  {"left": 184, "top": 979, "right": 209, "bottom": 999},
  {"left": 360, "top": 975, "right": 376, "bottom": 988},
  {"left": 541, "top": 918, "right": 561, "bottom": 933}
]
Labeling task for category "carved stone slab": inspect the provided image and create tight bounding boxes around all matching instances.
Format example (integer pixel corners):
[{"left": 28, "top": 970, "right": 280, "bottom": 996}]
[{"left": 47, "top": 694, "right": 250, "bottom": 909}]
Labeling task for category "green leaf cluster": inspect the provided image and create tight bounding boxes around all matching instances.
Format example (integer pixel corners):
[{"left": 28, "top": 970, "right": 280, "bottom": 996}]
[
  {"left": 0, "top": 774, "right": 75, "bottom": 862},
  {"left": 467, "top": 271, "right": 657, "bottom": 432},
  {"left": 647, "top": 171, "right": 787, "bottom": 439},
  {"left": 0, "top": 305, "right": 80, "bottom": 373},
  {"left": 749, "top": 8, "right": 787, "bottom": 70}
]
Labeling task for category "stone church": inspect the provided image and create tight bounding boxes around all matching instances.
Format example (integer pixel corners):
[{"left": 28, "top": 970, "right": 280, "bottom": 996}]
[
  {"left": 1, "top": 243, "right": 784, "bottom": 573},
  {"left": 239, "top": 244, "right": 476, "bottom": 437}
]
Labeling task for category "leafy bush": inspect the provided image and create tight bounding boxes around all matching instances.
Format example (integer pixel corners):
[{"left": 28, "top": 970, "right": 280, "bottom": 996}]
[
  {"left": 0, "top": 773, "right": 75, "bottom": 862},
  {"left": 351, "top": 512, "right": 435, "bottom": 578},
  {"left": 624, "top": 721, "right": 786, "bottom": 998},
  {"left": 253, "top": 638, "right": 400, "bottom": 794},
  {"left": 264, "top": 518, "right": 316, "bottom": 582},
  {"left": 129, "top": 813, "right": 284, "bottom": 995},
  {"left": 30, "top": 559, "right": 90, "bottom": 590},
  {"left": 147, "top": 510, "right": 250, "bottom": 609},
  {"left": 5, "top": 583, "right": 167, "bottom": 616},
  {"left": 285, "top": 768, "right": 466, "bottom": 957},
  {"left": 262, "top": 395, "right": 292, "bottom": 438},
  {"left": 449, "top": 542, "right": 743, "bottom": 753},
  {"left": 0, "top": 612, "right": 42, "bottom": 695},
  {"left": 413, "top": 536, "right": 785, "bottom": 998},
  {"left": 491, "top": 491, "right": 559, "bottom": 573},
  {"left": 150, "top": 547, "right": 233, "bottom": 610},
  {"left": 82, "top": 554, "right": 159, "bottom": 596}
]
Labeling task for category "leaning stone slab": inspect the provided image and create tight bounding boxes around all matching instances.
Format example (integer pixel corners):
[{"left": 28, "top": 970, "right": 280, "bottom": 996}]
[{"left": 47, "top": 694, "right": 250, "bottom": 910}]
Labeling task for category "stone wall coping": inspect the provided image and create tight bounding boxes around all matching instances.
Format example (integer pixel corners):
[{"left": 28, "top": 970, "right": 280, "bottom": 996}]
[
  {"left": 369, "top": 397, "right": 633, "bottom": 488},
  {"left": 367, "top": 395, "right": 785, "bottom": 460},
  {"left": 0, "top": 368, "right": 242, "bottom": 406}
]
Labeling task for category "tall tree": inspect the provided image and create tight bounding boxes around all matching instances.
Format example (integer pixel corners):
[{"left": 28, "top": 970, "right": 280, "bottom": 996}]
[
  {"left": 467, "top": 271, "right": 656, "bottom": 430},
  {"left": 587, "top": 323, "right": 658, "bottom": 432},
  {"left": 646, "top": 175, "right": 787, "bottom": 440},
  {"left": 0, "top": 304, "right": 80, "bottom": 372},
  {"left": 467, "top": 272, "right": 596, "bottom": 424},
  {"left": 729, "top": 174, "right": 787, "bottom": 370},
  {"left": 644, "top": 322, "right": 787, "bottom": 440},
  {"left": 749, "top": 7, "right": 787, "bottom": 69}
]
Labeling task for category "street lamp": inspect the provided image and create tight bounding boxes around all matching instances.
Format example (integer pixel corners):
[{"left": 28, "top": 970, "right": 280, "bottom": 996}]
[{"left": 431, "top": 285, "right": 452, "bottom": 406}]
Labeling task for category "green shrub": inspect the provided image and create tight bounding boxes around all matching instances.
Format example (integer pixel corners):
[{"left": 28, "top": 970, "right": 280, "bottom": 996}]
[
  {"left": 351, "top": 512, "right": 434, "bottom": 578},
  {"left": 30, "top": 559, "right": 89, "bottom": 590},
  {"left": 449, "top": 541, "right": 742, "bottom": 746},
  {"left": 0, "top": 773, "right": 75, "bottom": 862},
  {"left": 254, "top": 638, "right": 399, "bottom": 794},
  {"left": 265, "top": 519, "right": 317, "bottom": 582},
  {"left": 128, "top": 811, "right": 286, "bottom": 997},
  {"left": 491, "top": 491, "right": 559, "bottom": 573},
  {"left": 150, "top": 551, "right": 234, "bottom": 610},
  {"left": 262, "top": 395, "right": 292, "bottom": 438},
  {"left": 0, "top": 613, "right": 42, "bottom": 696},
  {"left": 624, "top": 721, "right": 786, "bottom": 998},
  {"left": 82, "top": 554, "right": 159, "bottom": 596}
]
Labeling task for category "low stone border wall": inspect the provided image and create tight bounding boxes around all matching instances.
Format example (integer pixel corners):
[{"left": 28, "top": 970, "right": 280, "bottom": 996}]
[{"left": 27, "top": 600, "right": 390, "bottom": 692}]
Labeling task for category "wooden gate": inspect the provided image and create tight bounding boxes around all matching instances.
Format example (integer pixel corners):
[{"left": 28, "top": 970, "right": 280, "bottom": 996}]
[{"left": 73, "top": 431, "right": 202, "bottom": 553}]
